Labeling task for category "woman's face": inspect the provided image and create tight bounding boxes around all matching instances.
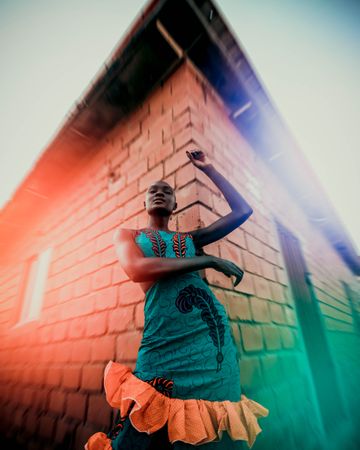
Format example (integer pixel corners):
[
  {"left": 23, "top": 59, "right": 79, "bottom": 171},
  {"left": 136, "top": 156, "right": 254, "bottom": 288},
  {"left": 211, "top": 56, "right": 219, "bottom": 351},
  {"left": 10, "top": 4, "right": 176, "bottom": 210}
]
[{"left": 144, "top": 181, "right": 177, "bottom": 216}]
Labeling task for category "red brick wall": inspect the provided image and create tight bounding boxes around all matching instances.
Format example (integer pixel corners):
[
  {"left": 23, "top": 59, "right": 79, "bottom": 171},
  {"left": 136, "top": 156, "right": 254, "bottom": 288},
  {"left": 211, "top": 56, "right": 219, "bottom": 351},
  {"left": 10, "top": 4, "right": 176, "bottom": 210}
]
[{"left": 0, "top": 59, "right": 359, "bottom": 449}]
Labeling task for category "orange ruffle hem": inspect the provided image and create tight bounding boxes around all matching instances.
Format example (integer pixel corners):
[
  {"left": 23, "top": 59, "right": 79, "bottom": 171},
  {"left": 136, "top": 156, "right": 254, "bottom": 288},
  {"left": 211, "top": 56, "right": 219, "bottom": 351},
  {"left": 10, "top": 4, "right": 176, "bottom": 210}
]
[{"left": 85, "top": 361, "right": 269, "bottom": 449}]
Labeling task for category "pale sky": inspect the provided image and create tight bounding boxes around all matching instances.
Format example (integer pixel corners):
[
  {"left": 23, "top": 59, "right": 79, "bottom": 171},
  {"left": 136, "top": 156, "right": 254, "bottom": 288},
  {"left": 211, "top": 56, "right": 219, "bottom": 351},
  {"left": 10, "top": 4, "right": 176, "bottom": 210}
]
[{"left": 1, "top": 0, "right": 359, "bottom": 253}]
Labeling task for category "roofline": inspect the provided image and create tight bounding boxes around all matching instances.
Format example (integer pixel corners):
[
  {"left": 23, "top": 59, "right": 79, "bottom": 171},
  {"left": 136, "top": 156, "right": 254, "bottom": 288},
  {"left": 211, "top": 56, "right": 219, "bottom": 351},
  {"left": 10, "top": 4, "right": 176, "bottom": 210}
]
[{"left": 0, "top": 0, "right": 359, "bottom": 275}]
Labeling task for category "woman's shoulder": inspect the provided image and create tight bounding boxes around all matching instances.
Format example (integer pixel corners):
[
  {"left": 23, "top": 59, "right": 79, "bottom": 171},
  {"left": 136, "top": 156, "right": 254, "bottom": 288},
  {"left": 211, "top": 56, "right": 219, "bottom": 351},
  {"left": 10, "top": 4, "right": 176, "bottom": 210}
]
[{"left": 113, "top": 227, "right": 139, "bottom": 242}]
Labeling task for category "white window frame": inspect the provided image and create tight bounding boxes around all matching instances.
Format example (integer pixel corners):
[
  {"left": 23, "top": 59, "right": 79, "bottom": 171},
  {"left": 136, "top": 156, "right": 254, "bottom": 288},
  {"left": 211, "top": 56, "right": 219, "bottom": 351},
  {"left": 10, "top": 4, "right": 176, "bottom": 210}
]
[{"left": 15, "top": 247, "right": 53, "bottom": 326}]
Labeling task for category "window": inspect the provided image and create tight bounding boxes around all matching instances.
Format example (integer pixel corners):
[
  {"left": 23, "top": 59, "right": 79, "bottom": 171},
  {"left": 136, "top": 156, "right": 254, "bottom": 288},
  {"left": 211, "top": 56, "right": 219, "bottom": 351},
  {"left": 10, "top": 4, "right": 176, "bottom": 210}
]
[{"left": 16, "top": 247, "right": 53, "bottom": 325}]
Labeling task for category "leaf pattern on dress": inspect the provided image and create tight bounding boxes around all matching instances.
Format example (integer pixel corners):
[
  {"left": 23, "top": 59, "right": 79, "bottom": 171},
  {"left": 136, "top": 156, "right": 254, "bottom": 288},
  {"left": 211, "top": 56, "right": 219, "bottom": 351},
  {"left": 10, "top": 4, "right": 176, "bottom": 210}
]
[
  {"left": 107, "top": 400, "right": 135, "bottom": 439},
  {"left": 175, "top": 284, "right": 225, "bottom": 372},
  {"left": 144, "top": 229, "right": 166, "bottom": 257},
  {"left": 144, "top": 376, "right": 174, "bottom": 397},
  {"left": 172, "top": 233, "right": 187, "bottom": 258}
]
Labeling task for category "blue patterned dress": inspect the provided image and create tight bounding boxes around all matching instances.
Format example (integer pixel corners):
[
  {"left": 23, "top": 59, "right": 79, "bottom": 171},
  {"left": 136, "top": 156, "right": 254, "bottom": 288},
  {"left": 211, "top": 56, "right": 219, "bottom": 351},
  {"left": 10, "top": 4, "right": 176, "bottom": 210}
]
[
  {"left": 93, "top": 228, "right": 269, "bottom": 450},
  {"left": 132, "top": 228, "right": 241, "bottom": 403}
]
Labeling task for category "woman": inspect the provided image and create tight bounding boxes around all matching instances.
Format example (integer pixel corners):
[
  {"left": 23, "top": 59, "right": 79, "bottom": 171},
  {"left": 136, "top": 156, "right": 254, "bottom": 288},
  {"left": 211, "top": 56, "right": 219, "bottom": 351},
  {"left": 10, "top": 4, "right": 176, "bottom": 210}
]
[{"left": 85, "top": 150, "right": 269, "bottom": 450}]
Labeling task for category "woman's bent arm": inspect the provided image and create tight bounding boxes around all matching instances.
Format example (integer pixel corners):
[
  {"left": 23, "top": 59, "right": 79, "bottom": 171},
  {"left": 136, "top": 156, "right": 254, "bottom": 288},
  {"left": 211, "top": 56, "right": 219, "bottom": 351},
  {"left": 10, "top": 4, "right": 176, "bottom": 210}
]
[
  {"left": 113, "top": 228, "right": 215, "bottom": 283},
  {"left": 130, "top": 255, "right": 214, "bottom": 282}
]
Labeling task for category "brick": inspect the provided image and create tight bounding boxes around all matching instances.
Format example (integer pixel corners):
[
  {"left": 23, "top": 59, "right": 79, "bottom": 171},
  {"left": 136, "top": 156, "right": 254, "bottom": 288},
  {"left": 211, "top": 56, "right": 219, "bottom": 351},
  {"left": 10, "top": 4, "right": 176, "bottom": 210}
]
[
  {"left": 242, "top": 250, "right": 261, "bottom": 275},
  {"left": 49, "top": 390, "right": 66, "bottom": 414},
  {"left": 33, "top": 389, "right": 49, "bottom": 412},
  {"left": 263, "top": 245, "right": 278, "bottom": 264},
  {"left": 98, "top": 246, "right": 117, "bottom": 267},
  {"left": 22, "top": 387, "right": 35, "bottom": 406},
  {"left": 108, "top": 305, "right": 134, "bottom": 332},
  {"left": 202, "top": 241, "right": 220, "bottom": 258},
  {"left": 54, "top": 341, "right": 73, "bottom": 363},
  {"left": 54, "top": 420, "right": 75, "bottom": 445},
  {"left": 95, "top": 229, "right": 115, "bottom": 253},
  {"left": 227, "top": 228, "right": 246, "bottom": 248},
  {"left": 62, "top": 365, "right": 81, "bottom": 390},
  {"left": 170, "top": 109, "right": 192, "bottom": 137},
  {"left": 46, "top": 367, "right": 63, "bottom": 387},
  {"left": 197, "top": 206, "right": 219, "bottom": 231},
  {"left": 86, "top": 220, "right": 104, "bottom": 241},
  {"left": 244, "top": 234, "right": 263, "bottom": 257},
  {"left": 204, "top": 267, "right": 233, "bottom": 290},
  {"left": 66, "top": 392, "right": 87, "bottom": 421},
  {"left": 260, "top": 259, "right": 276, "bottom": 281},
  {"left": 175, "top": 163, "right": 196, "bottom": 189},
  {"left": 101, "top": 206, "right": 125, "bottom": 233},
  {"left": 269, "top": 281, "right": 286, "bottom": 303},
  {"left": 118, "top": 282, "right": 144, "bottom": 306},
  {"left": 70, "top": 340, "right": 91, "bottom": 363},
  {"left": 116, "top": 331, "right": 142, "bottom": 360},
  {"left": 230, "top": 322, "right": 241, "bottom": 352},
  {"left": 275, "top": 267, "right": 288, "bottom": 285},
  {"left": 39, "top": 326, "right": 53, "bottom": 344},
  {"left": 172, "top": 95, "right": 197, "bottom": 118},
  {"left": 94, "top": 285, "right": 118, "bottom": 311},
  {"left": 119, "top": 149, "right": 144, "bottom": 177},
  {"left": 52, "top": 322, "right": 69, "bottom": 342},
  {"left": 134, "top": 302, "right": 144, "bottom": 328},
  {"left": 253, "top": 275, "right": 272, "bottom": 299},
  {"left": 148, "top": 141, "right": 174, "bottom": 170},
  {"left": 83, "top": 209, "right": 101, "bottom": 232},
  {"left": 90, "top": 190, "right": 107, "bottom": 210},
  {"left": 284, "top": 306, "right": 296, "bottom": 326},
  {"left": 107, "top": 175, "right": 126, "bottom": 198},
  {"left": 279, "top": 327, "right": 295, "bottom": 349},
  {"left": 126, "top": 159, "right": 147, "bottom": 184},
  {"left": 91, "top": 266, "right": 112, "bottom": 291},
  {"left": 139, "top": 163, "right": 164, "bottom": 193},
  {"left": 42, "top": 345, "right": 58, "bottom": 364},
  {"left": 61, "top": 296, "right": 95, "bottom": 320},
  {"left": 122, "top": 120, "right": 141, "bottom": 147},
  {"left": 225, "top": 293, "right": 251, "bottom": 320},
  {"left": 86, "top": 312, "right": 108, "bottom": 337},
  {"left": 91, "top": 335, "right": 116, "bottom": 362},
  {"left": 176, "top": 204, "right": 201, "bottom": 230},
  {"left": 249, "top": 297, "right": 271, "bottom": 323},
  {"left": 234, "top": 272, "right": 255, "bottom": 296},
  {"left": 58, "top": 284, "right": 73, "bottom": 303},
  {"left": 219, "top": 242, "right": 243, "bottom": 268},
  {"left": 81, "top": 364, "right": 104, "bottom": 391},
  {"left": 68, "top": 318, "right": 86, "bottom": 339},
  {"left": 262, "top": 325, "right": 282, "bottom": 350},
  {"left": 99, "top": 195, "right": 118, "bottom": 218},
  {"left": 24, "top": 408, "right": 39, "bottom": 435},
  {"left": 73, "top": 276, "right": 91, "bottom": 298},
  {"left": 175, "top": 182, "right": 198, "bottom": 211},
  {"left": 164, "top": 150, "right": 189, "bottom": 177},
  {"left": 87, "top": 394, "right": 112, "bottom": 427},
  {"left": 124, "top": 194, "right": 146, "bottom": 219},
  {"left": 117, "top": 181, "right": 138, "bottom": 207},
  {"left": 240, "top": 324, "right": 263, "bottom": 352},
  {"left": 38, "top": 414, "right": 56, "bottom": 440},
  {"left": 112, "top": 263, "right": 129, "bottom": 285},
  {"left": 269, "top": 303, "right": 286, "bottom": 324},
  {"left": 82, "top": 254, "right": 100, "bottom": 276}
]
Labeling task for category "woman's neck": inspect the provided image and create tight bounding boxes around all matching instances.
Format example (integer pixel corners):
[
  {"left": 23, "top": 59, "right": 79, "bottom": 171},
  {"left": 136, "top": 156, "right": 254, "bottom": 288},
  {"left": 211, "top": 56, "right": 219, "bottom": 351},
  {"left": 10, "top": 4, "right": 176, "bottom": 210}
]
[{"left": 146, "top": 219, "right": 170, "bottom": 231}]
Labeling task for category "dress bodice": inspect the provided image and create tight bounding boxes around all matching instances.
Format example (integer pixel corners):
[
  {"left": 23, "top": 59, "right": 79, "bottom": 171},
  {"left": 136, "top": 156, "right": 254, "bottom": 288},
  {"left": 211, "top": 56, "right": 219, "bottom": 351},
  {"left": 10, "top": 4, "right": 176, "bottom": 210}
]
[{"left": 133, "top": 228, "right": 197, "bottom": 259}]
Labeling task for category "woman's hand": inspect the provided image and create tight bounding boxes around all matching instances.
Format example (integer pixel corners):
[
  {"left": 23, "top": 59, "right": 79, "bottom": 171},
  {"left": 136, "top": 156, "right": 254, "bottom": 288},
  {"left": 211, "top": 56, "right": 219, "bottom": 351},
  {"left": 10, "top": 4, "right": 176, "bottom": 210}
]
[
  {"left": 186, "top": 149, "right": 213, "bottom": 171},
  {"left": 210, "top": 256, "right": 244, "bottom": 287}
]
